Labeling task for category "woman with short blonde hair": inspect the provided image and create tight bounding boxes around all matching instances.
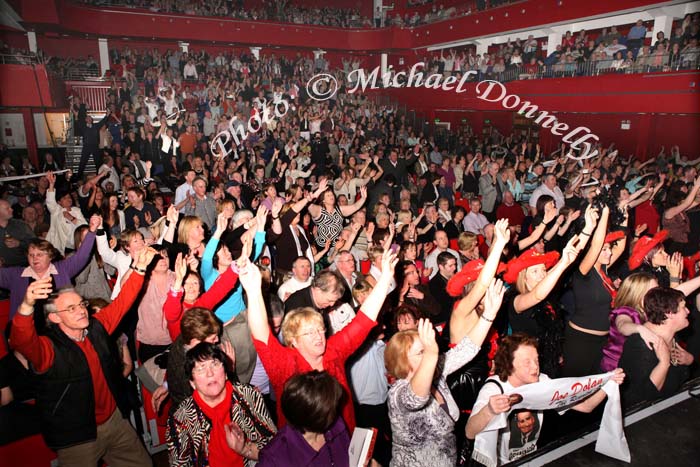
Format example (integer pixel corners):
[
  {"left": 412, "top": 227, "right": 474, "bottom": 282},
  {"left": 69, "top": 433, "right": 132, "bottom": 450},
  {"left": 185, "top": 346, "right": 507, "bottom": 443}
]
[{"left": 280, "top": 307, "right": 325, "bottom": 347}]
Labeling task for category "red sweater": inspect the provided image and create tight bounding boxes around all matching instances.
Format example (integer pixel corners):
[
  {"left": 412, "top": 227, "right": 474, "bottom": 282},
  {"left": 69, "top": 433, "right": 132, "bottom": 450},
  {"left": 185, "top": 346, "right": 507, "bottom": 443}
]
[
  {"left": 253, "top": 311, "right": 376, "bottom": 431},
  {"left": 496, "top": 202, "right": 526, "bottom": 228},
  {"left": 11, "top": 272, "right": 145, "bottom": 425},
  {"left": 163, "top": 266, "right": 239, "bottom": 340}
]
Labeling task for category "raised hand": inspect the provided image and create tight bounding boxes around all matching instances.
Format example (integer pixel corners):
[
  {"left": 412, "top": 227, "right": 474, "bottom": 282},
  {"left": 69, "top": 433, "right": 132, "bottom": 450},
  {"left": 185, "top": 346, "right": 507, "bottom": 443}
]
[
  {"left": 221, "top": 340, "right": 236, "bottom": 368},
  {"left": 381, "top": 248, "right": 399, "bottom": 276},
  {"left": 134, "top": 246, "right": 158, "bottom": 270},
  {"left": 167, "top": 204, "right": 179, "bottom": 224},
  {"left": 316, "top": 177, "right": 328, "bottom": 194},
  {"left": 271, "top": 198, "right": 284, "bottom": 218},
  {"left": 359, "top": 185, "right": 367, "bottom": 199},
  {"left": 216, "top": 212, "right": 228, "bottom": 233},
  {"left": 635, "top": 223, "right": 648, "bottom": 237},
  {"left": 186, "top": 253, "right": 199, "bottom": 272},
  {"left": 483, "top": 278, "right": 505, "bottom": 320},
  {"left": 89, "top": 214, "right": 102, "bottom": 232},
  {"left": 567, "top": 209, "right": 581, "bottom": 223},
  {"left": 174, "top": 253, "right": 187, "bottom": 284},
  {"left": 236, "top": 256, "right": 261, "bottom": 291},
  {"left": 583, "top": 205, "right": 599, "bottom": 231},
  {"left": 365, "top": 222, "right": 375, "bottom": 241},
  {"left": 253, "top": 206, "right": 268, "bottom": 231},
  {"left": 23, "top": 277, "right": 53, "bottom": 306},
  {"left": 543, "top": 204, "right": 558, "bottom": 224},
  {"left": 417, "top": 318, "right": 438, "bottom": 356},
  {"left": 46, "top": 171, "right": 56, "bottom": 187},
  {"left": 562, "top": 235, "right": 584, "bottom": 264},
  {"left": 666, "top": 251, "right": 683, "bottom": 278},
  {"left": 494, "top": 218, "right": 510, "bottom": 245}
]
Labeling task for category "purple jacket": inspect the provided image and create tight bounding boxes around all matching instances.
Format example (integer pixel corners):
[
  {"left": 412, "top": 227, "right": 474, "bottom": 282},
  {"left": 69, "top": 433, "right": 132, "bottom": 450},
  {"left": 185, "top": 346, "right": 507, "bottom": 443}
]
[
  {"left": 0, "top": 232, "right": 96, "bottom": 318},
  {"left": 258, "top": 417, "right": 350, "bottom": 467},
  {"left": 601, "top": 305, "right": 643, "bottom": 372}
]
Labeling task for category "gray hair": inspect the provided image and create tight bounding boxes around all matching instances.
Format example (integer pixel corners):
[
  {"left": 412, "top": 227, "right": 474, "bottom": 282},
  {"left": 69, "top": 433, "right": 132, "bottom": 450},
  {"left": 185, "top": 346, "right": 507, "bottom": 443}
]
[
  {"left": 43, "top": 287, "right": 80, "bottom": 319},
  {"left": 232, "top": 209, "right": 254, "bottom": 228},
  {"left": 311, "top": 270, "right": 346, "bottom": 296}
]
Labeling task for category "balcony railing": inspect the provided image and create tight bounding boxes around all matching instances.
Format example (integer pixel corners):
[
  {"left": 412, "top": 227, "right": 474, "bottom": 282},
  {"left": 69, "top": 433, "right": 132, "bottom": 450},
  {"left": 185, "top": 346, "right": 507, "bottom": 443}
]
[{"left": 0, "top": 54, "right": 41, "bottom": 65}]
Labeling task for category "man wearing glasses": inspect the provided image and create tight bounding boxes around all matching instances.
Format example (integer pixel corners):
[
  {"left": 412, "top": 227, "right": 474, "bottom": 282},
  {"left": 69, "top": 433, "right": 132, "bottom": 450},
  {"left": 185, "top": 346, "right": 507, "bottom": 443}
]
[{"left": 9, "top": 247, "right": 158, "bottom": 467}]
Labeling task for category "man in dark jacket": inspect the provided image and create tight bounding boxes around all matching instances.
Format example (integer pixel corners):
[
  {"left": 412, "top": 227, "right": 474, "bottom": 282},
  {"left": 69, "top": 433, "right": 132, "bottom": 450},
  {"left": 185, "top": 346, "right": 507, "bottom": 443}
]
[
  {"left": 10, "top": 244, "right": 156, "bottom": 467},
  {"left": 379, "top": 147, "right": 418, "bottom": 188},
  {"left": 77, "top": 110, "right": 111, "bottom": 180}
]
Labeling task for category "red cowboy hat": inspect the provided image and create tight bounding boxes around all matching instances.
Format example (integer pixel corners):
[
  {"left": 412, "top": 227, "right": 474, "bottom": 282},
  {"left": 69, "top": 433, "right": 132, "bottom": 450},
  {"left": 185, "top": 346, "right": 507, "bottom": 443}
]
[
  {"left": 684, "top": 251, "right": 700, "bottom": 279},
  {"left": 446, "top": 259, "right": 507, "bottom": 297},
  {"left": 628, "top": 230, "right": 669, "bottom": 271},
  {"left": 604, "top": 230, "right": 626, "bottom": 244},
  {"left": 503, "top": 249, "right": 560, "bottom": 284}
]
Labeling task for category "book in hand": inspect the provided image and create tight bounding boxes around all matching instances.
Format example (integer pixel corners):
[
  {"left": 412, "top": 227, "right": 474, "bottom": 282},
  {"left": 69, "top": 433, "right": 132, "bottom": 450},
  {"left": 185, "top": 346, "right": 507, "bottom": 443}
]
[{"left": 348, "top": 427, "right": 377, "bottom": 467}]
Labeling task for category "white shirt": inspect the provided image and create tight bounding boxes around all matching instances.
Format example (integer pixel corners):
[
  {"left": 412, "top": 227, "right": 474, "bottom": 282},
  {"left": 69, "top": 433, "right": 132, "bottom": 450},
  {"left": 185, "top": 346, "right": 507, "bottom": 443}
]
[
  {"left": 174, "top": 182, "right": 194, "bottom": 213},
  {"left": 277, "top": 276, "right": 312, "bottom": 302},
  {"left": 473, "top": 375, "right": 550, "bottom": 466},
  {"left": 45, "top": 191, "right": 87, "bottom": 255},
  {"left": 529, "top": 184, "right": 565, "bottom": 210},
  {"left": 99, "top": 164, "right": 121, "bottom": 191},
  {"left": 463, "top": 211, "right": 490, "bottom": 235},
  {"left": 424, "top": 247, "right": 462, "bottom": 279},
  {"left": 183, "top": 63, "right": 198, "bottom": 79}
]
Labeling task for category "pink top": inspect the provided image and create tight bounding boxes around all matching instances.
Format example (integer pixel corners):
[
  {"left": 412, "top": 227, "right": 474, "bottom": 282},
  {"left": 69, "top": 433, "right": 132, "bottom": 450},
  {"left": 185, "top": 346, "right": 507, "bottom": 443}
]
[
  {"left": 136, "top": 271, "right": 175, "bottom": 346},
  {"left": 601, "top": 306, "right": 643, "bottom": 372}
]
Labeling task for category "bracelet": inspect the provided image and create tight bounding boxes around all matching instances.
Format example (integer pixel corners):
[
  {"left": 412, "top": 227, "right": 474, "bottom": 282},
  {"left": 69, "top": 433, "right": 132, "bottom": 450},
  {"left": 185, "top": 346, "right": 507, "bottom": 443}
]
[
  {"left": 130, "top": 265, "right": 147, "bottom": 274},
  {"left": 480, "top": 315, "right": 495, "bottom": 323},
  {"left": 580, "top": 231, "right": 592, "bottom": 237},
  {"left": 272, "top": 215, "right": 279, "bottom": 220},
  {"left": 670, "top": 276, "right": 681, "bottom": 282}
]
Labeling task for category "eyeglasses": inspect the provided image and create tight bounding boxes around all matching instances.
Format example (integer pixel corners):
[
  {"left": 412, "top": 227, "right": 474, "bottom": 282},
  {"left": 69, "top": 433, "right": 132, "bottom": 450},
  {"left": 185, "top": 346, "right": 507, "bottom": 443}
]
[
  {"left": 296, "top": 327, "right": 326, "bottom": 339},
  {"left": 56, "top": 300, "right": 89, "bottom": 314},
  {"left": 192, "top": 360, "right": 224, "bottom": 375}
]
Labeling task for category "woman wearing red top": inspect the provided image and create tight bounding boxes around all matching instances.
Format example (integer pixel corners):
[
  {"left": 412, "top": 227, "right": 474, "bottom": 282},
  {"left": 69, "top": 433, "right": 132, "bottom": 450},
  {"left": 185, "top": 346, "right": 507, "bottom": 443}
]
[
  {"left": 163, "top": 252, "right": 239, "bottom": 340},
  {"left": 238, "top": 248, "right": 398, "bottom": 430}
]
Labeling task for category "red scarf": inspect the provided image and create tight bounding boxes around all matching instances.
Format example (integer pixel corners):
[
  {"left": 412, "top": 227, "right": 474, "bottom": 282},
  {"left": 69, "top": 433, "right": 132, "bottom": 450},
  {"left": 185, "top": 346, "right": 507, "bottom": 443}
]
[
  {"left": 597, "top": 267, "right": 618, "bottom": 304},
  {"left": 193, "top": 381, "right": 244, "bottom": 467}
]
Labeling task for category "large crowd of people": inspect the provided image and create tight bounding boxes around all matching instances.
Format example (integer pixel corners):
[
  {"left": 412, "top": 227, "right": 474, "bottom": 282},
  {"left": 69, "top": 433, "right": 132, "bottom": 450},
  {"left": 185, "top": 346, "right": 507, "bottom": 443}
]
[
  {"left": 82, "top": 0, "right": 373, "bottom": 28},
  {"left": 391, "top": 14, "right": 700, "bottom": 82},
  {"left": 1, "top": 15, "right": 700, "bottom": 467}
]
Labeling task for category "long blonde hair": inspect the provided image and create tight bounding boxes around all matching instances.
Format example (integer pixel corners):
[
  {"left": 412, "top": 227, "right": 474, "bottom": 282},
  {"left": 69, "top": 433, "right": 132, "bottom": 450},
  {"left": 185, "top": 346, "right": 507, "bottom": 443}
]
[{"left": 614, "top": 272, "right": 657, "bottom": 319}]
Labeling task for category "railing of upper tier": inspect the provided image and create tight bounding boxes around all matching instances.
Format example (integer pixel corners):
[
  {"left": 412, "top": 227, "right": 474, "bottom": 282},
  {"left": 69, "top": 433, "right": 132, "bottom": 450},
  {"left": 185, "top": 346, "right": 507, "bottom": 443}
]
[
  {"left": 389, "top": 51, "right": 700, "bottom": 86},
  {"left": 0, "top": 54, "right": 40, "bottom": 65}
]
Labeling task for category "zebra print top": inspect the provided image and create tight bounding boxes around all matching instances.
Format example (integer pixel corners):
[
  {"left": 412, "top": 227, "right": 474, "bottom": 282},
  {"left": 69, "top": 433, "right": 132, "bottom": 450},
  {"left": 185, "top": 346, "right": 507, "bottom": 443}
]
[
  {"left": 167, "top": 381, "right": 276, "bottom": 467},
  {"left": 313, "top": 205, "right": 344, "bottom": 248}
]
